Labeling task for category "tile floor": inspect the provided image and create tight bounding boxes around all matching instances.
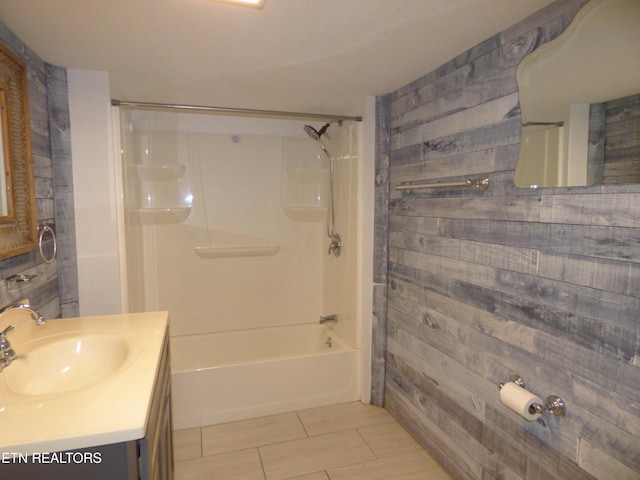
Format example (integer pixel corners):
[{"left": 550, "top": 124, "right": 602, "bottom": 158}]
[{"left": 173, "top": 402, "right": 452, "bottom": 480}]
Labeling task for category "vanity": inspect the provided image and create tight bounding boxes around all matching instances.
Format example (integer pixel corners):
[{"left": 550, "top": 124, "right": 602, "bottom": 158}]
[{"left": 0, "top": 311, "right": 173, "bottom": 480}]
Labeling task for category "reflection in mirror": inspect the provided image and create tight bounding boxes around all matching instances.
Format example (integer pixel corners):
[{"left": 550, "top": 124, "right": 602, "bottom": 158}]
[
  {"left": 515, "top": 0, "right": 640, "bottom": 188},
  {"left": 0, "top": 86, "right": 12, "bottom": 217}
]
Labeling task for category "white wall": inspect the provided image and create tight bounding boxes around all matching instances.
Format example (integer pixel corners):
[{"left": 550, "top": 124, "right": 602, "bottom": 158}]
[{"left": 67, "top": 69, "right": 122, "bottom": 316}]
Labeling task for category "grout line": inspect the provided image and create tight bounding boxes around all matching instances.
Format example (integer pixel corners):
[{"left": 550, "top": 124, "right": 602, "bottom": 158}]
[
  {"left": 256, "top": 446, "right": 267, "bottom": 480},
  {"left": 295, "top": 409, "right": 311, "bottom": 438},
  {"left": 354, "top": 426, "right": 378, "bottom": 459}
]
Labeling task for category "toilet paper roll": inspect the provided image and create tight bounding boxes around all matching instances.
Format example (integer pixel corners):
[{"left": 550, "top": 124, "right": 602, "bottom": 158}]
[{"left": 499, "top": 381, "right": 543, "bottom": 421}]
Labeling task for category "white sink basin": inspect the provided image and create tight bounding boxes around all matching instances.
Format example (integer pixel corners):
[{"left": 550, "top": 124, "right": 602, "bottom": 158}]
[{"left": 2, "top": 333, "right": 130, "bottom": 396}]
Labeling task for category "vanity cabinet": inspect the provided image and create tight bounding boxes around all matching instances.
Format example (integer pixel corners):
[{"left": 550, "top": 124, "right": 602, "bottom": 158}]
[
  {"left": 1, "top": 330, "right": 174, "bottom": 480},
  {"left": 139, "top": 330, "right": 174, "bottom": 480}
]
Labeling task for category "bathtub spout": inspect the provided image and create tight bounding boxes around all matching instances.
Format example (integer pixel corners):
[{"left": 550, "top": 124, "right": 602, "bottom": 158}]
[{"left": 319, "top": 314, "right": 338, "bottom": 324}]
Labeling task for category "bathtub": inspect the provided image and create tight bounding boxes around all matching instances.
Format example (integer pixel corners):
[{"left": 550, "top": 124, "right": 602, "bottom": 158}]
[{"left": 170, "top": 323, "right": 360, "bottom": 429}]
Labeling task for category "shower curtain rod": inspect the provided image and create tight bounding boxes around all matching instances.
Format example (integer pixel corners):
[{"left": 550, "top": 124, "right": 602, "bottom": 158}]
[{"left": 111, "top": 99, "right": 363, "bottom": 122}]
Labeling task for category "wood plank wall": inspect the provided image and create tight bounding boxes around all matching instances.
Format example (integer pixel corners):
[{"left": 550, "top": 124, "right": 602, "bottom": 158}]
[
  {"left": 372, "top": 93, "right": 391, "bottom": 407},
  {"left": 375, "top": 1, "right": 640, "bottom": 478},
  {"left": 0, "top": 23, "right": 78, "bottom": 318},
  {"left": 603, "top": 93, "right": 640, "bottom": 184}
]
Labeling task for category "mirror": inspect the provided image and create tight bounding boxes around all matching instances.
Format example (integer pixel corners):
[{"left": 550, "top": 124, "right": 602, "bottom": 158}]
[
  {"left": 0, "top": 43, "right": 38, "bottom": 259},
  {"left": 515, "top": 0, "right": 640, "bottom": 188}
]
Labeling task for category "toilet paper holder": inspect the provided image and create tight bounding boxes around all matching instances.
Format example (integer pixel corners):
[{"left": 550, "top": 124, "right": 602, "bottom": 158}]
[{"left": 498, "top": 375, "right": 566, "bottom": 416}]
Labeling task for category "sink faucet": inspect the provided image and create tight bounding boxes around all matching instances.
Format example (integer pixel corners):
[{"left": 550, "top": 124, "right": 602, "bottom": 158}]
[
  {"left": 0, "top": 303, "right": 46, "bottom": 325},
  {"left": 0, "top": 325, "right": 16, "bottom": 371},
  {"left": 0, "top": 303, "right": 46, "bottom": 371}
]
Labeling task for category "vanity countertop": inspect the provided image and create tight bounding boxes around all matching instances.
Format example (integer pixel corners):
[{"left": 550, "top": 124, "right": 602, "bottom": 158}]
[{"left": 0, "top": 311, "right": 169, "bottom": 455}]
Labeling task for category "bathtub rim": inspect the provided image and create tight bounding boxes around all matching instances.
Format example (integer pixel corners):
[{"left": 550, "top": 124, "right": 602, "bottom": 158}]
[{"left": 169, "top": 322, "right": 354, "bottom": 373}]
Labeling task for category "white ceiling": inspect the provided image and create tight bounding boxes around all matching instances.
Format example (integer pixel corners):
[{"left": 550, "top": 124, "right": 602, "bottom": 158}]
[{"left": 0, "top": 0, "right": 555, "bottom": 117}]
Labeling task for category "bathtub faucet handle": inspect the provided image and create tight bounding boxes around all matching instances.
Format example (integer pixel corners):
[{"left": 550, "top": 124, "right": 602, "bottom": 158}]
[{"left": 319, "top": 314, "right": 338, "bottom": 324}]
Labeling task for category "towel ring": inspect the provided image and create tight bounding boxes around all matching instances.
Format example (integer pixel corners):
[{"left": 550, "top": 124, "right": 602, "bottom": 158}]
[{"left": 38, "top": 225, "right": 57, "bottom": 264}]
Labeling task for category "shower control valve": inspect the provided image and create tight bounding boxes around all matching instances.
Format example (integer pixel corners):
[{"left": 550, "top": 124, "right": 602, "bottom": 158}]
[{"left": 328, "top": 233, "right": 342, "bottom": 257}]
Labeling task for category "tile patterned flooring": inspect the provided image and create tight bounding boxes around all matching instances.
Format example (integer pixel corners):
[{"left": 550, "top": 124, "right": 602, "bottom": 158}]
[{"left": 174, "top": 402, "right": 452, "bottom": 480}]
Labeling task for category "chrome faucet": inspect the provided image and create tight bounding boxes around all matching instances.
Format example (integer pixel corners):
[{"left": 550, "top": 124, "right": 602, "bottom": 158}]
[
  {"left": 0, "top": 303, "right": 46, "bottom": 371},
  {"left": 319, "top": 314, "right": 338, "bottom": 324},
  {"left": 0, "top": 325, "right": 16, "bottom": 371},
  {"left": 0, "top": 303, "right": 46, "bottom": 325}
]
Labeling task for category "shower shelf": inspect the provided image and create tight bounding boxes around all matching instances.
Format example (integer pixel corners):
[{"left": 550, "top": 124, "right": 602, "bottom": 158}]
[
  {"left": 126, "top": 207, "right": 191, "bottom": 224},
  {"left": 128, "top": 164, "right": 187, "bottom": 182},
  {"left": 194, "top": 244, "right": 281, "bottom": 258}
]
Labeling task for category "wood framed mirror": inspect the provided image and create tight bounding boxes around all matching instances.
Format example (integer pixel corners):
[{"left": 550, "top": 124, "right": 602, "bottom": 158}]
[{"left": 0, "top": 43, "right": 37, "bottom": 260}]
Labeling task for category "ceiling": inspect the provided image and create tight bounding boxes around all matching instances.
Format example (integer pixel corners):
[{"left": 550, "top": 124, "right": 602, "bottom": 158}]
[{"left": 0, "top": 0, "right": 555, "bottom": 117}]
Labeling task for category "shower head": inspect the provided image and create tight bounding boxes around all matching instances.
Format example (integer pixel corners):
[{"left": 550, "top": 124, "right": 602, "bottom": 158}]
[
  {"left": 304, "top": 121, "right": 337, "bottom": 140},
  {"left": 305, "top": 128, "right": 330, "bottom": 159},
  {"left": 304, "top": 124, "right": 322, "bottom": 141},
  {"left": 303, "top": 123, "right": 333, "bottom": 158},
  {"left": 305, "top": 122, "right": 332, "bottom": 140}
]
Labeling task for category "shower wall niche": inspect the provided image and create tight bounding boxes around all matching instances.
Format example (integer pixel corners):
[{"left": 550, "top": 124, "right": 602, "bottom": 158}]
[{"left": 119, "top": 109, "right": 359, "bottom": 345}]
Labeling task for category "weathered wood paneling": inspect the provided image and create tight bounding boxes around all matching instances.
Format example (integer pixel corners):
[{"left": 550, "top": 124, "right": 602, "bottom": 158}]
[
  {"left": 371, "top": 94, "right": 392, "bottom": 407},
  {"left": 603, "top": 94, "right": 640, "bottom": 184},
  {"left": 46, "top": 63, "right": 79, "bottom": 317},
  {"left": 376, "top": 1, "right": 640, "bottom": 478}
]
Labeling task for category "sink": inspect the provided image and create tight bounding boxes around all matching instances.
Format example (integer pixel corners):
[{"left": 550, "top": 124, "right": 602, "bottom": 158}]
[
  {"left": 2, "top": 333, "right": 130, "bottom": 396},
  {"left": 0, "top": 311, "right": 168, "bottom": 455}
]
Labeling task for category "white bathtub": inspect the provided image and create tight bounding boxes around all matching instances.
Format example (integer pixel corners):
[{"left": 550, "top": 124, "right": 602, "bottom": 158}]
[{"left": 170, "top": 323, "right": 360, "bottom": 429}]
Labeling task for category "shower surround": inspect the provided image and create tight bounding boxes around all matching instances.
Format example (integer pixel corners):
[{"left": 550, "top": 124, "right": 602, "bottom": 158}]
[{"left": 118, "top": 109, "right": 363, "bottom": 428}]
